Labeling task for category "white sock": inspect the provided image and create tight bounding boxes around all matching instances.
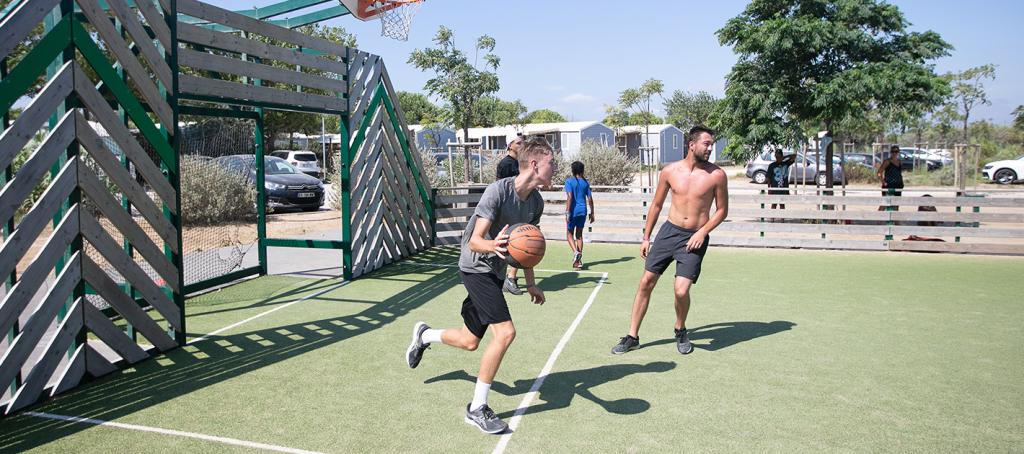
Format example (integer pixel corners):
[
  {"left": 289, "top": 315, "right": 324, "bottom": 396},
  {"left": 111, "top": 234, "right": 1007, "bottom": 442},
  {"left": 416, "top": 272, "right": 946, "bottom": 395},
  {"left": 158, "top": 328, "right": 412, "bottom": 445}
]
[
  {"left": 469, "top": 379, "right": 491, "bottom": 411},
  {"left": 421, "top": 329, "right": 443, "bottom": 345}
]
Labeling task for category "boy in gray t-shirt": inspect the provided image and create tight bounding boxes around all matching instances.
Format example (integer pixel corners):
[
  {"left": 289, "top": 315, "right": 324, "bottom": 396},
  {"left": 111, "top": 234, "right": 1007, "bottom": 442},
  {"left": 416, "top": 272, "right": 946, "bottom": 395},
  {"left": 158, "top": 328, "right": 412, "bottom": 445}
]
[
  {"left": 405, "top": 138, "right": 555, "bottom": 434},
  {"left": 457, "top": 177, "right": 544, "bottom": 277}
]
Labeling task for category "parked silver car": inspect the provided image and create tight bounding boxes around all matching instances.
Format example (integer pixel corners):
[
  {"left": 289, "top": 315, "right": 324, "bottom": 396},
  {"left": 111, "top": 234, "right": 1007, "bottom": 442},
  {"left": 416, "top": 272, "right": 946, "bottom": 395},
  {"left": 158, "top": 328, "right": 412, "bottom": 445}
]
[{"left": 745, "top": 151, "right": 845, "bottom": 186}]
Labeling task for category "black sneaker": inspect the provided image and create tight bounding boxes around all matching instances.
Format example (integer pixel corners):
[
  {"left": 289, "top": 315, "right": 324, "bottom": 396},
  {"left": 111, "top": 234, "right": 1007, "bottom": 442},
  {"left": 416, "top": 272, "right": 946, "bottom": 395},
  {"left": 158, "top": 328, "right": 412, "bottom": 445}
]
[
  {"left": 464, "top": 403, "right": 508, "bottom": 434},
  {"left": 675, "top": 328, "right": 693, "bottom": 355},
  {"left": 503, "top": 277, "right": 523, "bottom": 295},
  {"left": 406, "top": 322, "right": 430, "bottom": 368},
  {"left": 611, "top": 335, "right": 639, "bottom": 355}
]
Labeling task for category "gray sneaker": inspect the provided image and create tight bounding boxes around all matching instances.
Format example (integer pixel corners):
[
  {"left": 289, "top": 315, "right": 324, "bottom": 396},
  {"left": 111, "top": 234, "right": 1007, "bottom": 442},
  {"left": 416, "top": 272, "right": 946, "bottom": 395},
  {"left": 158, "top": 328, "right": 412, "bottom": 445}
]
[
  {"left": 406, "top": 322, "right": 430, "bottom": 368},
  {"left": 503, "top": 277, "right": 523, "bottom": 295},
  {"left": 611, "top": 335, "right": 639, "bottom": 355},
  {"left": 465, "top": 403, "right": 508, "bottom": 434},
  {"left": 675, "top": 328, "right": 694, "bottom": 355}
]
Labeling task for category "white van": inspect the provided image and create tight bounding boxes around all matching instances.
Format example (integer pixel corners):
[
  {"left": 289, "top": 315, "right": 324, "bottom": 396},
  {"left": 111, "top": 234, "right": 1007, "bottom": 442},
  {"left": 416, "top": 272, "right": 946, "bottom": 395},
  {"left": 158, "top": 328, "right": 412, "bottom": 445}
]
[{"left": 270, "top": 150, "right": 322, "bottom": 180}]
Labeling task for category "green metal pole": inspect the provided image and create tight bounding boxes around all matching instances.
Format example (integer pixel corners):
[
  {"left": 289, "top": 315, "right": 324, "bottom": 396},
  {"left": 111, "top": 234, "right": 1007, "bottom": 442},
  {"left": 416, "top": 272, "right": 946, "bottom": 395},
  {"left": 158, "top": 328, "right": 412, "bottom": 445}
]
[
  {"left": 759, "top": 189, "right": 765, "bottom": 237},
  {"left": 340, "top": 114, "right": 351, "bottom": 280},
  {"left": 256, "top": 109, "right": 267, "bottom": 275},
  {"left": 885, "top": 188, "right": 895, "bottom": 241},
  {"left": 166, "top": 0, "right": 186, "bottom": 344},
  {"left": 341, "top": 48, "right": 352, "bottom": 280}
]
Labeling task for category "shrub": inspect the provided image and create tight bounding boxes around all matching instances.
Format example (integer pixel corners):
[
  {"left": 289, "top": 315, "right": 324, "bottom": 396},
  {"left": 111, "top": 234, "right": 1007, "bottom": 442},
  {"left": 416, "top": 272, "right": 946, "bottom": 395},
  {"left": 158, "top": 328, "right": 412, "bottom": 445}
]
[
  {"left": 904, "top": 166, "right": 955, "bottom": 187},
  {"left": 556, "top": 140, "right": 639, "bottom": 190},
  {"left": 842, "top": 164, "right": 876, "bottom": 184},
  {"left": 330, "top": 152, "right": 342, "bottom": 210},
  {"left": 180, "top": 155, "right": 255, "bottom": 226}
]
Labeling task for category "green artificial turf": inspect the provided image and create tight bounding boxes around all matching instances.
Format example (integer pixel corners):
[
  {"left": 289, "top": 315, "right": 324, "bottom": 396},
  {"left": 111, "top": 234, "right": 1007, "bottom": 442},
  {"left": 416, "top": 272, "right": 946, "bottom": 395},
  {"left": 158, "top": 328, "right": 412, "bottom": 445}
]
[{"left": 2, "top": 245, "right": 1021, "bottom": 453}]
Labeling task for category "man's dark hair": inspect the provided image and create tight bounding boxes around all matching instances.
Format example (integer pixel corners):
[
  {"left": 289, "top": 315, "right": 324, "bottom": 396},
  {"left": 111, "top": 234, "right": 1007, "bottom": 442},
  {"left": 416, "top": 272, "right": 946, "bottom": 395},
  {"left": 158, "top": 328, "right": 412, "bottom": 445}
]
[{"left": 687, "top": 125, "right": 716, "bottom": 145}]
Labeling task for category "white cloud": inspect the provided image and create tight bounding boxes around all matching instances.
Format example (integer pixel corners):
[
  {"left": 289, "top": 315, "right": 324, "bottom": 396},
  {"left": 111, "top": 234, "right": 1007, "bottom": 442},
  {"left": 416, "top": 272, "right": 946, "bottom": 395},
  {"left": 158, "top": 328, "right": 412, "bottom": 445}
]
[{"left": 561, "top": 93, "right": 597, "bottom": 104}]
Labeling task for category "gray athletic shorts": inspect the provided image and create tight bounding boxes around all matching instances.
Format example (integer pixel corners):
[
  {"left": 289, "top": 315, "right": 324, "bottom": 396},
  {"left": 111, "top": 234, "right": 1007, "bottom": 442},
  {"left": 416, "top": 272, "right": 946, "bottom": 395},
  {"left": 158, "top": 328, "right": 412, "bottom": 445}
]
[{"left": 644, "top": 221, "right": 709, "bottom": 283}]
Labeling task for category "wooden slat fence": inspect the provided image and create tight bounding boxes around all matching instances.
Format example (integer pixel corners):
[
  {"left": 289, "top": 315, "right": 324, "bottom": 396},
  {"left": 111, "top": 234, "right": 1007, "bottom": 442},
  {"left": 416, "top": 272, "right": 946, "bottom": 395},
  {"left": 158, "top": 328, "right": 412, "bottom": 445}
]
[
  {"left": 0, "top": 0, "right": 181, "bottom": 414},
  {"left": 433, "top": 187, "right": 1024, "bottom": 255},
  {"left": 176, "top": 0, "right": 347, "bottom": 113},
  {"left": 345, "top": 50, "right": 432, "bottom": 278}
]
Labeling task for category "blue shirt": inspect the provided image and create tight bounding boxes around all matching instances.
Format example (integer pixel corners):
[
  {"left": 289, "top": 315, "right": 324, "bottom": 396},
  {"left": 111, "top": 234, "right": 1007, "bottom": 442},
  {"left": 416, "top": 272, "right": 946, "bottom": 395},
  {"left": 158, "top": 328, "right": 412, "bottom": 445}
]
[{"left": 564, "top": 177, "right": 591, "bottom": 217}]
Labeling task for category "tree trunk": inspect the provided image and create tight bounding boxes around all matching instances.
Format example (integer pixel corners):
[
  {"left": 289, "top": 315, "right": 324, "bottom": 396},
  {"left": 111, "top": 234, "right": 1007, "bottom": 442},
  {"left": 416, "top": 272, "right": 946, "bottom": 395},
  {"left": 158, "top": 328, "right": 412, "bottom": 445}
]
[
  {"left": 462, "top": 123, "right": 471, "bottom": 184},
  {"left": 962, "top": 110, "right": 970, "bottom": 143}
]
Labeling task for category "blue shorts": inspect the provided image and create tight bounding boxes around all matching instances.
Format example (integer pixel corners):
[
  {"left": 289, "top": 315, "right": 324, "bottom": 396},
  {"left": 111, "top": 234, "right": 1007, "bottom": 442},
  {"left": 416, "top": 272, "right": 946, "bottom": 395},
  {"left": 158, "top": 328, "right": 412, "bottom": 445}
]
[{"left": 566, "top": 214, "right": 586, "bottom": 231}]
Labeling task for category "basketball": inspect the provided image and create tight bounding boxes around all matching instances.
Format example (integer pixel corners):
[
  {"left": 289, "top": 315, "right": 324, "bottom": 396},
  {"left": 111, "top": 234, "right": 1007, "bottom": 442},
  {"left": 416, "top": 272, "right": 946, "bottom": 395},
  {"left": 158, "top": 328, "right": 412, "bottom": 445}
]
[{"left": 506, "top": 223, "right": 546, "bottom": 268}]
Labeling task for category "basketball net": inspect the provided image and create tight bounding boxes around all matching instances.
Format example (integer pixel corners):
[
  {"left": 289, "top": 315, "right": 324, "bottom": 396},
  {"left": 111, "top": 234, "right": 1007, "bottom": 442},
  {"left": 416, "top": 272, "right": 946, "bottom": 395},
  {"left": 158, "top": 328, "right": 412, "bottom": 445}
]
[{"left": 376, "top": 0, "right": 422, "bottom": 41}]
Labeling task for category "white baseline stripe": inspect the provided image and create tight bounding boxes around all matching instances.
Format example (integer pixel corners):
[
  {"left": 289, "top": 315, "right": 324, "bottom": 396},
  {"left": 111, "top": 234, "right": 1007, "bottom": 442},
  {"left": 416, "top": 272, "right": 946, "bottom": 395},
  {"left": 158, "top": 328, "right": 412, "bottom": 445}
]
[
  {"left": 24, "top": 411, "right": 324, "bottom": 454},
  {"left": 492, "top": 272, "right": 609, "bottom": 454},
  {"left": 190, "top": 280, "right": 350, "bottom": 345}
]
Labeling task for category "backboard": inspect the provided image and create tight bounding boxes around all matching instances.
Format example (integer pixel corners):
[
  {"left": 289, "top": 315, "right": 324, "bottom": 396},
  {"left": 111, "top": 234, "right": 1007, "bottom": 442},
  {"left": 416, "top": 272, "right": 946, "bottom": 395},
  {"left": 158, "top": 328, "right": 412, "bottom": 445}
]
[{"left": 339, "top": 0, "right": 404, "bottom": 21}]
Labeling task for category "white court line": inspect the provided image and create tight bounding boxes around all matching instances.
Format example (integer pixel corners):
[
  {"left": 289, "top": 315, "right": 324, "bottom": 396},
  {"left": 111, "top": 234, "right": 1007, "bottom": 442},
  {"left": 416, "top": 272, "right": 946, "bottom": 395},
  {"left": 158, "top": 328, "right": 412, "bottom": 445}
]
[
  {"left": 189, "top": 280, "right": 349, "bottom": 345},
  {"left": 493, "top": 271, "right": 609, "bottom": 454},
  {"left": 23, "top": 411, "right": 324, "bottom": 454}
]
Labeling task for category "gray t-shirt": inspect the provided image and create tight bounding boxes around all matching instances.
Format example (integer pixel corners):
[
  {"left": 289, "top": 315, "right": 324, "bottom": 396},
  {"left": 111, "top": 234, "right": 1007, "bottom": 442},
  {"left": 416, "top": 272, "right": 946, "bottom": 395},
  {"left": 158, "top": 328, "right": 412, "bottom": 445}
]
[{"left": 459, "top": 177, "right": 544, "bottom": 276}]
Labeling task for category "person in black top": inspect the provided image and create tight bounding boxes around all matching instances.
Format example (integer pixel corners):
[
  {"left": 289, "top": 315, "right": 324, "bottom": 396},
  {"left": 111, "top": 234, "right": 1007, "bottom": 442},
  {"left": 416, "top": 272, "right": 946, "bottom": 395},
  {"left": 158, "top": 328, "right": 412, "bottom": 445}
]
[
  {"left": 877, "top": 145, "right": 905, "bottom": 211},
  {"left": 496, "top": 134, "right": 524, "bottom": 179},
  {"left": 495, "top": 134, "right": 525, "bottom": 295},
  {"left": 766, "top": 150, "right": 796, "bottom": 210}
]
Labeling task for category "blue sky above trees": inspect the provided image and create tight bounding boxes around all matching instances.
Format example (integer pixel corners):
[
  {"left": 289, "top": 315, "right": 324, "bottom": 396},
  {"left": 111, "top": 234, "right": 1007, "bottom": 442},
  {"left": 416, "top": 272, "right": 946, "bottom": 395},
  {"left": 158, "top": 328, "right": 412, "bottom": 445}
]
[{"left": 223, "top": 0, "right": 1023, "bottom": 124}]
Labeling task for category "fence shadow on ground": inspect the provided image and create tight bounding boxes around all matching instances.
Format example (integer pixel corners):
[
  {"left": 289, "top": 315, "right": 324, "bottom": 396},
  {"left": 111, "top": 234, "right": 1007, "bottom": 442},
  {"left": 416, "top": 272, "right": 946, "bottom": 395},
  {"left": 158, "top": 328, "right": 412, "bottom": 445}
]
[
  {"left": 639, "top": 320, "right": 796, "bottom": 351},
  {"left": 425, "top": 361, "right": 676, "bottom": 419},
  {"left": 0, "top": 254, "right": 459, "bottom": 452}
]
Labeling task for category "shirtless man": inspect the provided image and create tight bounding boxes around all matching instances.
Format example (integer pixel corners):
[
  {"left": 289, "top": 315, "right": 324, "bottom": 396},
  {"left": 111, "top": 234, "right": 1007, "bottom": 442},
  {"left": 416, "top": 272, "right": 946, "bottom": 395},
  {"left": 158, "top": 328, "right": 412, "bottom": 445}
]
[{"left": 611, "top": 125, "right": 729, "bottom": 355}]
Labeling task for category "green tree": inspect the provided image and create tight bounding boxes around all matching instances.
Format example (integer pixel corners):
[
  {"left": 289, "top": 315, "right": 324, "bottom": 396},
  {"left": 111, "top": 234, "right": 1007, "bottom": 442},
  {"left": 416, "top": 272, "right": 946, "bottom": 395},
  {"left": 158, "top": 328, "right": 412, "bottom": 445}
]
[
  {"left": 602, "top": 105, "right": 629, "bottom": 130},
  {"left": 474, "top": 96, "right": 526, "bottom": 128},
  {"left": 1013, "top": 105, "right": 1024, "bottom": 131},
  {"left": 664, "top": 90, "right": 720, "bottom": 129},
  {"left": 409, "top": 26, "right": 500, "bottom": 181},
  {"left": 716, "top": 0, "right": 951, "bottom": 186},
  {"left": 524, "top": 109, "right": 567, "bottom": 124},
  {"left": 617, "top": 79, "right": 664, "bottom": 177},
  {"left": 945, "top": 64, "right": 996, "bottom": 142},
  {"left": 396, "top": 91, "right": 442, "bottom": 124},
  {"left": 628, "top": 112, "right": 664, "bottom": 126}
]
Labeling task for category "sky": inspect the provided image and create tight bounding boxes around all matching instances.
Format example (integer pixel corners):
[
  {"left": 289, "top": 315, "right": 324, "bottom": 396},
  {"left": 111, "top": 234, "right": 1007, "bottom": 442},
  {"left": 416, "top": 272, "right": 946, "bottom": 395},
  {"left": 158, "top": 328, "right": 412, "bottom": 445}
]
[{"left": 197, "top": 1, "right": 1020, "bottom": 125}]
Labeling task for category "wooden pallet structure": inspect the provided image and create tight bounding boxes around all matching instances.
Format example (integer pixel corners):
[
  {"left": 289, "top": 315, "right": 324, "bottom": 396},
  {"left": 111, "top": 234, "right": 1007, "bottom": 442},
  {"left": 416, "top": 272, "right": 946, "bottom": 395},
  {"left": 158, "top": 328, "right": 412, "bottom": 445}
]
[
  {"left": 0, "top": 0, "right": 182, "bottom": 413},
  {"left": 0, "top": 0, "right": 432, "bottom": 413},
  {"left": 346, "top": 49, "right": 432, "bottom": 278}
]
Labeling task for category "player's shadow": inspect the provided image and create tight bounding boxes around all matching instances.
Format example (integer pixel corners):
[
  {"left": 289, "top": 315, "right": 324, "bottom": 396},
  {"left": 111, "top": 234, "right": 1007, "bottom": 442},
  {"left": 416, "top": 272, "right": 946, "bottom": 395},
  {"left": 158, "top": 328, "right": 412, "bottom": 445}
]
[
  {"left": 535, "top": 272, "right": 604, "bottom": 292},
  {"left": 575, "top": 255, "right": 633, "bottom": 268},
  {"left": 425, "top": 361, "right": 675, "bottom": 419},
  {"left": 640, "top": 321, "right": 796, "bottom": 351}
]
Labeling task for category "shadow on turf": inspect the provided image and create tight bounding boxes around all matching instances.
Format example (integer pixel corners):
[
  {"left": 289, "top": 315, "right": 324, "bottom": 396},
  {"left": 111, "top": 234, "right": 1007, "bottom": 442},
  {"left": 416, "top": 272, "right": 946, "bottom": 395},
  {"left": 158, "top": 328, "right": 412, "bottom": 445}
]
[
  {"left": 425, "top": 361, "right": 676, "bottom": 419},
  {"left": 0, "top": 253, "right": 463, "bottom": 452},
  {"left": 639, "top": 321, "right": 796, "bottom": 351},
  {"left": 575, "top": 255, "right": 633, "bottom": 269}
]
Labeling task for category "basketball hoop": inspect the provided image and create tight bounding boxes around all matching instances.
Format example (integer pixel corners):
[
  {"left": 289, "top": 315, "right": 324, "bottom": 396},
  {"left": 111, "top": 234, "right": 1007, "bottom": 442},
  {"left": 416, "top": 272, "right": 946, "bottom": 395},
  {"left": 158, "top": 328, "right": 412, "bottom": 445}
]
[{"left": 376, "top": 0, "right": 423, "bottom": 41}]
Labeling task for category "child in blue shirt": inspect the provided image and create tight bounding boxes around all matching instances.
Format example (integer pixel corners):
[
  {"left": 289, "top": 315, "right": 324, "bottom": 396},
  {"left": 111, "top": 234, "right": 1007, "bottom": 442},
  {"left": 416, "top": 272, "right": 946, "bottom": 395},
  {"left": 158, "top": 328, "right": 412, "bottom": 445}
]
[{"left": 564, "top": 161, "right": 595, "bottom": 269}]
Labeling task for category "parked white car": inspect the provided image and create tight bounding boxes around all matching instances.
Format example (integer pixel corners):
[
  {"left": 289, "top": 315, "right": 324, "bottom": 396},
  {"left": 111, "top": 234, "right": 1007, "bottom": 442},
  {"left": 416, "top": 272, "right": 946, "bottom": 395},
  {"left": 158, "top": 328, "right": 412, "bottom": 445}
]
[
  {"left": 982, "top": 156, "right": 1024, "bottom": 185},
  {"left": 270, "top": 150, "right": 322, "bottom": 180}
]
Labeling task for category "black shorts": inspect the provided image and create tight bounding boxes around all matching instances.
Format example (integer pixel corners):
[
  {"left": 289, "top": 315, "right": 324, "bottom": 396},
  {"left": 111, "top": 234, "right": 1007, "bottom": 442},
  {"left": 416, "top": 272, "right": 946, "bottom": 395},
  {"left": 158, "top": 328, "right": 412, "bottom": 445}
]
[
  {"left": 644, "top": 221, "right": 709, "bottom": 283},
  {"left": 459, "top": 271, "right": 511, "bottom": 339}
]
